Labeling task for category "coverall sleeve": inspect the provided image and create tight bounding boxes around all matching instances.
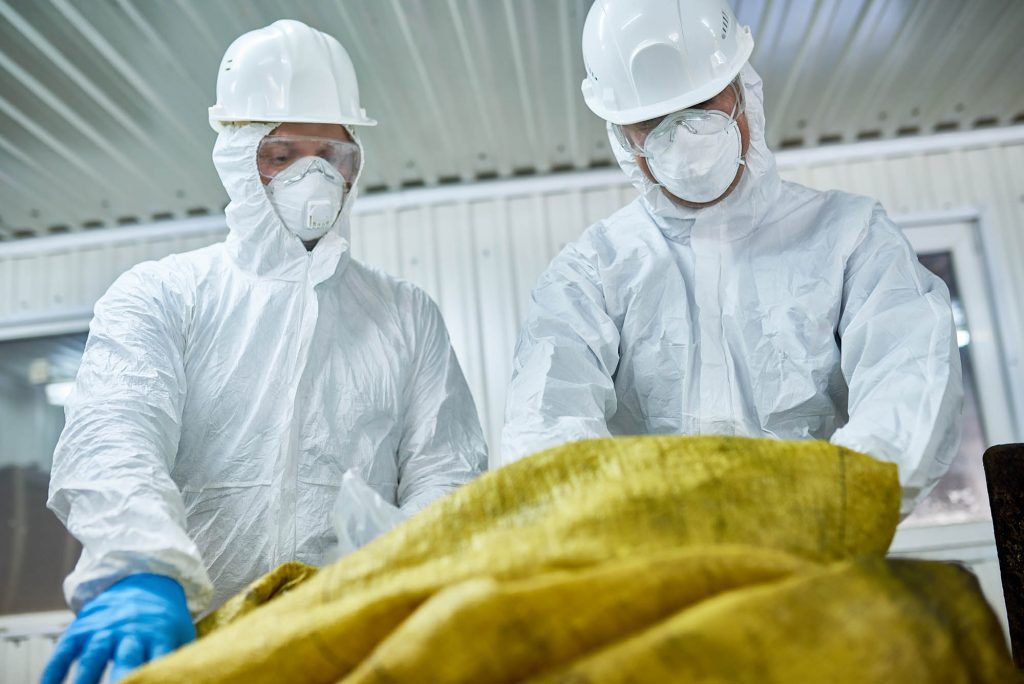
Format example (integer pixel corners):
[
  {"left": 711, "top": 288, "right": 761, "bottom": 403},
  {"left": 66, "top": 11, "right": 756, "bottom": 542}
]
[
  {"left": 500, "top": 244, "right": 621, "bottom": 465},
  {"left": 830, "top": 206, "right": 964, "bottom": 516},
  {"left": 396, "top": 289, "right": 488, "bottom": 514},
  {"left": 48, "top": 263, "right": 214, "bottom": 613}
]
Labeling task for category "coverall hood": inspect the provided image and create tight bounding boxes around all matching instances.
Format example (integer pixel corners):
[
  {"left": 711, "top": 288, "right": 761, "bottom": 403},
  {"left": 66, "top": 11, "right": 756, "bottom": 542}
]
[
  {"left": 212, "top": 122, "right": 360, "bottom": 280},
  {"left": 608, "top": 64, "right": 783, "bottom": 242}
]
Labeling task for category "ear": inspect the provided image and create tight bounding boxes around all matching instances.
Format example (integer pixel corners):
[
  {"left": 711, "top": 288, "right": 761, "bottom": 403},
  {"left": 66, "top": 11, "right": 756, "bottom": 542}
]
[{"left": 739, "top": 112, "right": 751, "bottom": 155}]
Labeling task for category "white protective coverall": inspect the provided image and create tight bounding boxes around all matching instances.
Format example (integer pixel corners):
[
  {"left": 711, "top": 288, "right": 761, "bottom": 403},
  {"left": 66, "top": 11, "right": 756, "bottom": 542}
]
[
  {"left": 502, "top": 66, "right": 963, "bottom": 515},
  {"left": 49, "top": 123, "right": 487, "bottom": 613}
]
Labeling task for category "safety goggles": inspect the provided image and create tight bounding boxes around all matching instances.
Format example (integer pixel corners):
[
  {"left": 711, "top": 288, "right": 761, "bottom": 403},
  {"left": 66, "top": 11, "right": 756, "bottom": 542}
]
[
  {"left": 613, "top": 78, "right": 745, "bottom": 157},
  {"left": 257, "top": 135, "right": 362, "bottom": 185}
]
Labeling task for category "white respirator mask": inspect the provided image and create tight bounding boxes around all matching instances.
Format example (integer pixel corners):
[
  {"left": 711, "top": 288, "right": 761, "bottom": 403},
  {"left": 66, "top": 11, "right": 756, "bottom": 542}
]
[
  {"left": 614, "top": 79, "right": 746, "bottom": 204},
  {"left": 644, "top": 113, "right": 745, "bottom": 203},
  {"left": 265, "top": 156, "right": 346, "bottom": 241}
]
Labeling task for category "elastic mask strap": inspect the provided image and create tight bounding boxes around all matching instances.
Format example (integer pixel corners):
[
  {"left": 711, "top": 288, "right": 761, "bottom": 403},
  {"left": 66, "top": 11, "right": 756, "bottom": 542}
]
[{"left": 344, "top": 124, "right": 364, "bottom": 190}]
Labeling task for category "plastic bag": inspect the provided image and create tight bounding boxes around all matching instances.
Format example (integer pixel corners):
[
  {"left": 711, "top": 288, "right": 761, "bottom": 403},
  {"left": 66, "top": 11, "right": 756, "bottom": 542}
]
[{"left": 324, "top": 471, "right": 408, "bottom": 562}]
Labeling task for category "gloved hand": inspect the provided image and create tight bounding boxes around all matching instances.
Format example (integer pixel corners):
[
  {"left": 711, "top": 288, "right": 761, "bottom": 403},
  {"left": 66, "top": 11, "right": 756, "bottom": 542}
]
[{"left": 41, "top": 573, "right": 195, "bottom": 684}]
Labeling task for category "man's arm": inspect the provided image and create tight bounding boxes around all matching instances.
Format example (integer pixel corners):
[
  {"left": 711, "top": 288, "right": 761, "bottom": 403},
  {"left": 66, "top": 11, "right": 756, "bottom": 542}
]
[
  {"left": 396, "top": 289, "right": 488, "bottom": 514},
  {"left": 48, "top": 262, "right": 213, "bottom": 614},
  {"left": 501, "top": 245, "right": 621, "bottom": 464},
  {"left": 830, "top": 206, "right": 964, "bottom": 516}
]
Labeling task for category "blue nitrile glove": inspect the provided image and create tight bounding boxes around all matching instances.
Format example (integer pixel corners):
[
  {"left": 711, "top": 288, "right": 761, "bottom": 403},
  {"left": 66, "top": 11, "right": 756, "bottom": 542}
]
[{"left": 41, "top": 573, "right": 195, "bottom": 684}]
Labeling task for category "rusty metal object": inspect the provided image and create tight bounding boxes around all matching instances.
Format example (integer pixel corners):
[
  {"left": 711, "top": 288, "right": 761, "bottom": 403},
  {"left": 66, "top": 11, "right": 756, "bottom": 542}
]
[{"left": 984, "top": 443, "right": 1024, "bottom": 670}]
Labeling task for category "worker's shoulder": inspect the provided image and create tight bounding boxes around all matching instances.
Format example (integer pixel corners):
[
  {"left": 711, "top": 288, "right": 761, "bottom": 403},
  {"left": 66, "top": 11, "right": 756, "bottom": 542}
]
[
  {"left": 778, "top": 181, "right": 882, "bottom": 226},
  {"left": 581, "top": 198, "right": 650, "bottom": 248},
  {"left": 104, "top": 243, "right": 222, "bottom": 303},
  {"left": 345, "top": 258, "right": 440, "bottom": 312},
  {"left": 551, "top": 199, "right": 650, "bottom": 270},
  {"left": 775, "top": 181, "right": 900, "bottom": 248},
  {"left": 812, "top": 186, "right": 907, "bottom": 250}
]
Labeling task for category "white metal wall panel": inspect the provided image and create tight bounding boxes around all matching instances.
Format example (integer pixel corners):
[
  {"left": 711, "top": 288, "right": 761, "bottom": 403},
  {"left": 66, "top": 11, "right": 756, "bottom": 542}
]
[
  {"left": 1, "top": 636, "right": 57, "bottom": 683},
  {"left": 0, "top": 611, "right": 71, "bottom": 684},
  {"left": 0, "top": 224, "right": 228, "bottom": 323}
]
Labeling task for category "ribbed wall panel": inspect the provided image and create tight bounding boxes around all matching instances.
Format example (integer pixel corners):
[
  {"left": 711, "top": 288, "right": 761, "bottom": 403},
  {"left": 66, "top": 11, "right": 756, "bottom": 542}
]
[{"left": 0, "top": 611, "right": 71, "bottom": 684}]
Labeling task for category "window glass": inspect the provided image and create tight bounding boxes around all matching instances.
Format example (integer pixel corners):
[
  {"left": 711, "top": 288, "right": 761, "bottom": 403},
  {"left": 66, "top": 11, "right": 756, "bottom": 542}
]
[
  {"left": 902, "top": 252, "right": 989, "bottom": 526},
  {"left": 0, "top": 332, "right": 86, "bottom": 614}
]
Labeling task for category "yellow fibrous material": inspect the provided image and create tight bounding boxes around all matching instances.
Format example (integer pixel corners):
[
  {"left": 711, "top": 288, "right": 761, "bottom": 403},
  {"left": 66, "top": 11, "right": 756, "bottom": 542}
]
[{"left": 126, "top": 436, "right": 1018, "bottom": 683}]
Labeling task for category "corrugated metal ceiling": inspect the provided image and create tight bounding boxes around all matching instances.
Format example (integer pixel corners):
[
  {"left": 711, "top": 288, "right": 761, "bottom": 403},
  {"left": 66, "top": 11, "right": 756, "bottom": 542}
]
[{"left": 0, "top": 0, "right": 1022, "bottom": 239}]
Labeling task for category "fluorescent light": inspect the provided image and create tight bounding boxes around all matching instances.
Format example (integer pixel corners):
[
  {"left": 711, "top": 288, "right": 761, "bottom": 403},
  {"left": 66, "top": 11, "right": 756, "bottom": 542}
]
[
  {"left": 956, "top": 330, "right": 970, "bottom": 348},
  {"left": 45, "top": 381, "right": 74, "bottom": 406}
]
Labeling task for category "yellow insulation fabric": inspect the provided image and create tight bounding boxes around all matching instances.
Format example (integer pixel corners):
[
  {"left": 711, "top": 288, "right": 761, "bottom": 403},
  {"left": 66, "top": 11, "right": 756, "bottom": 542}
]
[{"left": 125, "top": 436, "right": 1018, "bottom": 683}]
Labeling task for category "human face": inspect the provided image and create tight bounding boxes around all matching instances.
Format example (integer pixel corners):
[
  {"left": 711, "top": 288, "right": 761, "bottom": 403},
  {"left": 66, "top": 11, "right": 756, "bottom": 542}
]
[
  {"left": 257, "top": 122, "right": 358, "bottom": 187},
  {"left": 619, "top": 80, "right": 751, "bottom": 209}
]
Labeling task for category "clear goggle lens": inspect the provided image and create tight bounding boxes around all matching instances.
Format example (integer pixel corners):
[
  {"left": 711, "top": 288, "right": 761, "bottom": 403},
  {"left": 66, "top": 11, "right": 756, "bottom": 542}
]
[
  {"left": 614, "top": 78, "right": 745, "bottom": 157},
  {"left": 257, "top": 136, "right": 362, "bottom": 185}
]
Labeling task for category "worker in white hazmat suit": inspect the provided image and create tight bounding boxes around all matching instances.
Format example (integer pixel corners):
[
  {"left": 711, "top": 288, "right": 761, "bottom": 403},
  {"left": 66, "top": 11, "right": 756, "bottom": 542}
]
[
  {"left": 44, "top": 20, "right": 486, "bottom": 683},
  {"left": 502, "top": 0, "right": 962, "bottom": 517}
]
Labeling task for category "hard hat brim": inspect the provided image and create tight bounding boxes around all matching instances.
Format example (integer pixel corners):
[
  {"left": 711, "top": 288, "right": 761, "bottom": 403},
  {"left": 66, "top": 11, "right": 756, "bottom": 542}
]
[{"left": 209, "top": 108, "right": 378, "bottom": 129}]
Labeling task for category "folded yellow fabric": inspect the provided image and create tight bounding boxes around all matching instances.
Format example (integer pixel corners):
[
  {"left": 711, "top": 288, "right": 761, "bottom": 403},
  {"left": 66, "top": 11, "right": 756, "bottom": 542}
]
[
  {"left": 125, "top": 436, "right": 1017, "bottom": 683},
  {"left": 195, "top": 561, "right": 319, "bottom": 638},
  {"left": 344, "top": 546, "right": 808, "bottom": 683},
  {"left": 527, "top": 555, "right": 1013, "bottom": 684}
]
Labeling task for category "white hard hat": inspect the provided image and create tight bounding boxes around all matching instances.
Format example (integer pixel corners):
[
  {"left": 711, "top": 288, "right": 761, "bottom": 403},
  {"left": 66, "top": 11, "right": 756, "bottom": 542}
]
[
  {"left": 209, "top": 19, "right": 377, "bottom": 130},
  {"left": 581, "top": 0, "right": 754, "bottom": 125}
]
